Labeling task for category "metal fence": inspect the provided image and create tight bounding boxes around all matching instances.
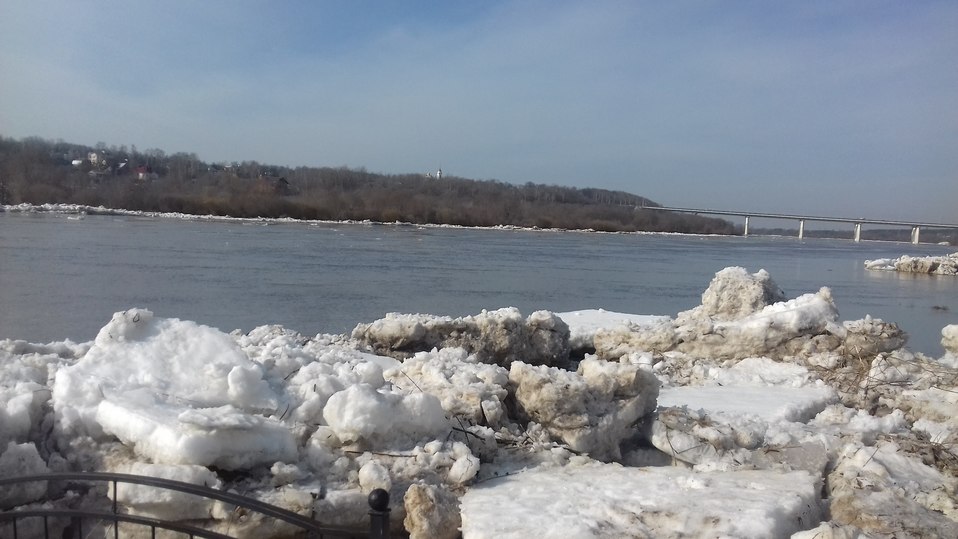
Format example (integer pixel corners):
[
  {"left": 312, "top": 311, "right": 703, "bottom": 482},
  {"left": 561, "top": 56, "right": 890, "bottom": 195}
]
[{"left": 0, "top": 472, "right": 390, "bottom": 539}]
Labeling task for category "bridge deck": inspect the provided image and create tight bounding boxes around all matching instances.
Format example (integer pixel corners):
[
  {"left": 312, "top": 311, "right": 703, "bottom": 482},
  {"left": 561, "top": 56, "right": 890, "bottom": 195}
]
[
  {"left": 641, "top": 206, "right": 958, "bottom": 229},
  {"left": 639, "top": 206, "right": 957, "bottom": 244}
]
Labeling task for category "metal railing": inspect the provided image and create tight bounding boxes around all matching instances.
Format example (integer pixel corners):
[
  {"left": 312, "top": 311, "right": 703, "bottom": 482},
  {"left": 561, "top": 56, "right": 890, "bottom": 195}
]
[{"left": 0, "top": 472, "right": 391, "bottom": 539}]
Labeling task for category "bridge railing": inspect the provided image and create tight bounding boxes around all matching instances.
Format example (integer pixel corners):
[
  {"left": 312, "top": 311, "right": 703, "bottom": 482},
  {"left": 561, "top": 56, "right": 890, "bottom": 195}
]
[{"left": 0, "top": 472, "right": 390, "bottom": 539}]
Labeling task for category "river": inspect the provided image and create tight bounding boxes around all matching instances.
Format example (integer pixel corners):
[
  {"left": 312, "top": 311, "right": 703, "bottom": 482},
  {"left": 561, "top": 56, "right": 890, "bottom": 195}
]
[{"left": 1, "top": 210, "right": 955, "bottom": 356}]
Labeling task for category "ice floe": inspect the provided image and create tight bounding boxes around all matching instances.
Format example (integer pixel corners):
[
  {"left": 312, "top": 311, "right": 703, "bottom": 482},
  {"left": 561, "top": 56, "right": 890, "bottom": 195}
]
[{"left": 865, "top": 252, "right": 958, "bottom": 275}]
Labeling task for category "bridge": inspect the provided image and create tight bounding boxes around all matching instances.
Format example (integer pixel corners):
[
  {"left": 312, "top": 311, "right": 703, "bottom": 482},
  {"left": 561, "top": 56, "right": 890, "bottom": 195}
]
[{"left": 640, "top": 206, "right": 958, "bottom": 244}]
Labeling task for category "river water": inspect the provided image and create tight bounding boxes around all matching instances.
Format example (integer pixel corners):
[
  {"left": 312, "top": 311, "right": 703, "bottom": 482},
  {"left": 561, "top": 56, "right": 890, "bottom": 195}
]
[{"left": 1, "top": 211, "right": 955, "bottom": 356}]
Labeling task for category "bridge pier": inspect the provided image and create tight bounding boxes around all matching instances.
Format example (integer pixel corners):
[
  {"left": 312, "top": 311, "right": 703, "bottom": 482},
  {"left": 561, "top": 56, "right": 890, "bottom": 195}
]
[
  {"left": 854, "top": 223, "right": 862, "bottom": 242},
  {"left": 798, "top": 219, "right": 805, "bottom": 240},
  {"left": 743, "top": 216, "right": 750, "bottom": 237},
  {"left": 911, "top": 226, "right": 921, "bottom": 244}
]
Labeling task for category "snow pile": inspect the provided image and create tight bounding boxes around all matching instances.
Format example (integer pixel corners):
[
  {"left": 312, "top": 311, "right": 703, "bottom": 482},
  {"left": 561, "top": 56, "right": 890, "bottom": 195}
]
[
  {"left": 0, "top": 340, "right": 82, "bottom": 449},
  {"left": 352, "top": 308, "right": 572, "bottom": 368},
  {"left": 323, "top": 384, "right": 448, "bottom": 447},
  {"left": 52, "top": 309, "right": 296, "bottom": 470},
  {"left": 686, "top": 266, "right": 787, "bottom": 321},
  {"left": 508, "top": 357, "right": 659, "bottom": 461},
  {"left": 2, "top": 266, "right": 958, "bottom": 537},
  {"left": 384, "top": 347, "right": 510, "bottom": 429},
  {"left": 593, "top": 268, "right": 906, "bottom": 361},
  {"left": 0, "top": 442, "right": 50, "bottom": 509},
  {"left": 865, "top": 252, "right": 958, "bottom": 275}
]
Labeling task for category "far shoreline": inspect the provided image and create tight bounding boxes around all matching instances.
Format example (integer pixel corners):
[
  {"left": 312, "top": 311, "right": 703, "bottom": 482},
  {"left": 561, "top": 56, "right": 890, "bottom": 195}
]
[
  {"left": 1, "top": 202, "right": 736, "bottom": 239},
  {"left": 4, "top": 202, "right": 953, "bottom": 246}
]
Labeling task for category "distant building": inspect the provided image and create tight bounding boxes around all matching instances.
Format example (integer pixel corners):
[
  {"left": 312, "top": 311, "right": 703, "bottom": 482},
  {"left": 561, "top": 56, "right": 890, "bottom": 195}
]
[
  {"left": 135, "top": 166, "right": 157, "bottom": 181},
  {"left": 87, "top": 151, "right": 109, "bottom": 166}
]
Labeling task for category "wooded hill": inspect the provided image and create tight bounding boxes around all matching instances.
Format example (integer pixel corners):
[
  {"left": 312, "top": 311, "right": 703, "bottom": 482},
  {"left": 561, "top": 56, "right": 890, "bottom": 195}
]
[{"left": 0, "top": 135, "right": 736, "bottom": 233}]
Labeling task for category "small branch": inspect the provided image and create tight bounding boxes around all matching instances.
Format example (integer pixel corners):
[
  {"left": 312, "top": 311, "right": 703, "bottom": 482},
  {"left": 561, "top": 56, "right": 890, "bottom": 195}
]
[{"left": 401, "top": 371, "right": 423, "bottom": 393}]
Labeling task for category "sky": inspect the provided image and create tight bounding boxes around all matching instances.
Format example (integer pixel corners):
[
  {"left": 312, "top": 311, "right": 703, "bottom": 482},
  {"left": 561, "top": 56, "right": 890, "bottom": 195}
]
[{"left": 1, "top": 1, "right": 956, "bottom": 223}]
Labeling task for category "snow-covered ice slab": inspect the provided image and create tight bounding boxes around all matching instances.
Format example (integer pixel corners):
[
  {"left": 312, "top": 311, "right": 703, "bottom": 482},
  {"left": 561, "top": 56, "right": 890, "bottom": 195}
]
[
  {"left": 95, "top": 399, "right": 296, "bottom": 469},
  {"left": 658, "top": 385, "right": 836, "bottom": 423},
  {"left": 865, "top": 252, "right": 958, "bottom": 275},
  {"left": 557, "top": 309, "right": 669, "bottom": 350},
  {"left": 460, "top": 462, "right": 822, "bottom": 538},
  {"left": 53, "top": 309, "right": 295, "bottom": 469}
]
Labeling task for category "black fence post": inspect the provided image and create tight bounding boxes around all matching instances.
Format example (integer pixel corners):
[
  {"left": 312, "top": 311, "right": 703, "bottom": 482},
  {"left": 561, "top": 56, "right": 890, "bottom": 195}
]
[{"left": 367, "top": 489, "right": 390, "bottom": 539}]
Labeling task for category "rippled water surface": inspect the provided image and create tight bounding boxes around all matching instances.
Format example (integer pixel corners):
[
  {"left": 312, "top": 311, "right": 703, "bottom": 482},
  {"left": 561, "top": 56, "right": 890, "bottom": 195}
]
[{"left": 1, "top": 212, "right": 955, "bottom": 355}]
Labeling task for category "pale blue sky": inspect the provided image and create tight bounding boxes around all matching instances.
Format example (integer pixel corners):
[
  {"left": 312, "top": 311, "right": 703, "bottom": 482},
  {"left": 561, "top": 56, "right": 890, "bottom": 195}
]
[{"left": 2, "top": 1, "right": 956, "bottom": 222}]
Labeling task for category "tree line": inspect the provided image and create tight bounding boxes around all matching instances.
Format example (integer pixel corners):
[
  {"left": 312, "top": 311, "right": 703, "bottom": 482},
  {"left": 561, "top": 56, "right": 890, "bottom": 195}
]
[{"left": 0, "top": 135, "right": 736, "bottom": 234}]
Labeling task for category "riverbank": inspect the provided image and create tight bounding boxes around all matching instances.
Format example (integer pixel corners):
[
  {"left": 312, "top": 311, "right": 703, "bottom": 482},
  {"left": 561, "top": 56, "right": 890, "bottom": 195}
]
[
  {"left": 1, "top": 202, "right": 728, "bottom": 236},
  {"left": 3, "top": 267, "right": 957, "bottom": 537}
]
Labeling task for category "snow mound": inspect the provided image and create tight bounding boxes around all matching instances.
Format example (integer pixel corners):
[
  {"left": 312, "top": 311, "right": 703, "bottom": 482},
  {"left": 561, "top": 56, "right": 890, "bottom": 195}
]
[
  {"left": 52, "top": 309, "right": 295, "bottom": 469},
  {"left": 0, "top": 340, "right": 82, "bottom": 449},
  {"left": 683, "top": 266, "right": 787, "bottom": 321},
  {"left": 508, "top": 357, "right": 659, "bottom": 461},
  {"left": 595, "top": 287, "right": 846, "bottom": 360},
  {"left": 865, "top": 252, "right": 958, "bottom": 275},
  {"left": 385, "top": 347, "right": 510, "bottom": 428},
  {"left": 352, "top": 308, "right": 571, "bottom": 368},
  {"left": 460, "top": 463, "right": 822, "bottom": 538},
  {"left": 323, "top": 384, "right": 449, "bottom": 447},
  {"left": 594, "top": 267, "right": 907, "bottom": 360},
  {"left": 0, "top": 442, "right": 49, "bottom": 509}
]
